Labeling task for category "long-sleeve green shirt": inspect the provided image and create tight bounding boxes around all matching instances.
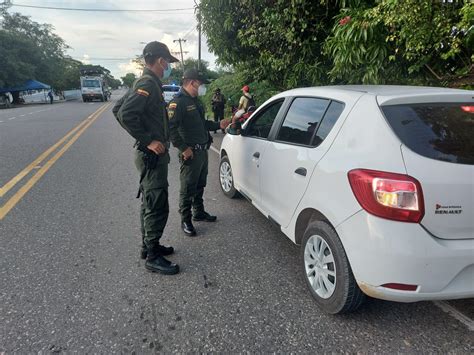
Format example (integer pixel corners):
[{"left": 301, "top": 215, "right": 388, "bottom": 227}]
[
  {"left": 119, "top": 68, "right": 169, "bottom": 147},
  {"left": 168, "top": 89, "right": 220, "bottom": 152}
]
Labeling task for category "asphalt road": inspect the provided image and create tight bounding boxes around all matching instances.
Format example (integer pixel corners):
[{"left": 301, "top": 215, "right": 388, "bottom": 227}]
[{"left": 1, "top": 93, "right": 473, "bottom": 352}]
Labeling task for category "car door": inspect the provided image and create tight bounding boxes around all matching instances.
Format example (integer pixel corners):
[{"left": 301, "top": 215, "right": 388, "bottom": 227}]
[
  {"left": 232, "top": 99, "right": 285, "bottom": 209},
  {"left": 260, "top": 97, "right": 345, "bottom": 227}
]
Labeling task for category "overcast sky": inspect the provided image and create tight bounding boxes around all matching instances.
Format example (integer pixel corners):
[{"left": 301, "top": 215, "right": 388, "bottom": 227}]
[{"left": 7, "top": 0, "right": 216, "bottom": 79}]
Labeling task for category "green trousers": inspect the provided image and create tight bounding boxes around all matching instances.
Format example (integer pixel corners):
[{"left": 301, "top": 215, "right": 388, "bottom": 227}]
[
  {"left": 179, "top": 149, "right": 208, "bottom": 221},
  {"left": 135, "top": 150, "right": 170, "bottom": 258}
]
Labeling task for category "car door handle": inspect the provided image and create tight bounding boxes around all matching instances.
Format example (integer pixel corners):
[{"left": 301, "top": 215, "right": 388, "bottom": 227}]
[
  {"left": 253, "top": 152, "right": 260, "bottom": 159},
  {"left": 295, "top": 167, "right": 307, "bottom": 176}
]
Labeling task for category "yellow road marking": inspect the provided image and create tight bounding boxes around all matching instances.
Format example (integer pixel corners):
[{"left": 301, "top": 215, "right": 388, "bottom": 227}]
[
  {"left": 0, "top": 104, "right": 108, "bottom": 198},
  {"left": 0, "top": 103, "right": 111, "bottom": 220}
]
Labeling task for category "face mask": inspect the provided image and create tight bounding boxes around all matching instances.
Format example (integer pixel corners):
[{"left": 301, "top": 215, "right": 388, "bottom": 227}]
[
  {"left": 161, "top": 60, "right": 172, "bottom": 79},
  {"left": 198, "top": 84, "right": 207, "bottom": 96}
]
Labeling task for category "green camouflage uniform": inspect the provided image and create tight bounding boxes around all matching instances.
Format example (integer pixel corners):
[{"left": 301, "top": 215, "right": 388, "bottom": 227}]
[{"left": 168, "top": 89, "right": 220, "bottom": 222}]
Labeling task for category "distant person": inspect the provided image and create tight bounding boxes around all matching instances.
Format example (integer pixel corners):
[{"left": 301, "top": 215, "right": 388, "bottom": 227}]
[
  {"left": 211, "top": 88, "right": 225, "bottom": 133},
  {"left": 47, "top": 90, "right": 53, "bottom": 104},
  {"left": 6, "top": 91, "right": 13, "bottom": 104},
  {"left": 238, "top": 85, "right": 255, "bottom": 113}
]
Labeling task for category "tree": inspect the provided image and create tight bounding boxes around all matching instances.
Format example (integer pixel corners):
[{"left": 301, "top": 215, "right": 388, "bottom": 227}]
[
  {"left": 0, "top": 11, "right": 69, "bottom": 87},
  {"left": 200, "top": 0, "right": 342, "bottom": 89},
  {"left": 200, "top": 0, "right": 473, "bottom": 89},
  {"left": 121, "top": 73, "right": 137, "bottom": 88},
  {"left": 0, "top": 10, "right": 120, "bottom": 91},
  {"left": 54, "top": 57, "right": 83, "bottom": 90},
  {"left": 0, "top": 29, "right": 42, "bottom": 87},
  {"left": 324, "top": 0, "right": 473, "bottom": 85}
]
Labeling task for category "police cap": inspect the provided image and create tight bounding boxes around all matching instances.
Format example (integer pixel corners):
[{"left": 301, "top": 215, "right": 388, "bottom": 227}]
[
  {"left": 143, "top": 41, "right": 179, "bottom": 63},
  {"left": 183, "top": 68, "right": 210, "bottom": 84}
]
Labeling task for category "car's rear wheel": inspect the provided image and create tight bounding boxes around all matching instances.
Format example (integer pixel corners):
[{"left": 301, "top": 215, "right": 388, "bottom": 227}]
[
  {"left": 219, "top": 156, "right": 239, "bottom": 198},
  {"left": 300, "top": 220, "right": 365, "bottom": 314}
]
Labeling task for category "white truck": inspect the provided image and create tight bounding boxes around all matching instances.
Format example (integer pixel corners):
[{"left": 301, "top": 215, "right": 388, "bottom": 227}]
[{"left": 80, "top": 67, "right": 108, "bottom": 102}]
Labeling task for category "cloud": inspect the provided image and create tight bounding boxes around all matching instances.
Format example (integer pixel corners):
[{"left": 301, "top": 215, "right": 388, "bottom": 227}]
[
  {"left": 8, "top": 0, "right": 216, "bottom": 78},
  {"left": 81, "top": 54, "right": 91, "bottom": 65},
  {"left": 118, "top": 60, "right": 143, "bottom": 77}
]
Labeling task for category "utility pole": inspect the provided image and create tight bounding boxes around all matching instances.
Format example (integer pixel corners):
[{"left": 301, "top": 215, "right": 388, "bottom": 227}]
[
  {"left": 194, "top": 1, "right": 201, "bottom": 70},
  {"left": 173, "top": 38, "right": 187, "bottom": 72},
  {"left": 171, "top": 51, "right": 189, "bottom": 66}
]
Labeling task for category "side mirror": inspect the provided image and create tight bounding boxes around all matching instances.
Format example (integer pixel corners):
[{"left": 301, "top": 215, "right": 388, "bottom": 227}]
[
  {"left": 227, "top": 121, "right": 243, "bottom": 136},
  {"left": 227, "top": 127, "right": 241, "bottom": 135}
]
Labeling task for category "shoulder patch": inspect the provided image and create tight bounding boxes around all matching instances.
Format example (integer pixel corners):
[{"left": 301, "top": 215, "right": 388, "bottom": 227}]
[
  {"left": 168, "top": 102, "right": 177, "bottom": 109},
  {"left": 136, "top": 89, "right": 149, "bottom": 97}
]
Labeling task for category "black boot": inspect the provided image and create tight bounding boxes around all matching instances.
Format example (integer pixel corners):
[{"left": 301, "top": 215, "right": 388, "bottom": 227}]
[
  {"left": 145, "top": 255, "right": 179, "bottom": 275},
  {"left": 181, "top": 220, "right": 197, "bottom": 236},
  {"left": 140, "top": 245, "right": 147, "bottom": 260},
  {"left": 141, "top": 244, "right": 174, "bottom": 260},
  {"left": 193, "top": 211, "right": 217, "bottom": 222}
]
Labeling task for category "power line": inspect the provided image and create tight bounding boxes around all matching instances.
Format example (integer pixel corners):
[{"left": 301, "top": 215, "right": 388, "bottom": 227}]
[
  {"left": 182, "top": 24, "right": 197, "bottom": 39},
  {"left": 74, "top": 57, "right": 134, "bottom": 61},
  {"left": 10, "top": 3, "right": 195, "bottom": 12}
]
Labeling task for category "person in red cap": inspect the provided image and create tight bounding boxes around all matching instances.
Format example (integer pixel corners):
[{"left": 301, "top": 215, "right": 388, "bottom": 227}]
[{"left": 238, "top": 85, "right": 255, "bottom": 113}]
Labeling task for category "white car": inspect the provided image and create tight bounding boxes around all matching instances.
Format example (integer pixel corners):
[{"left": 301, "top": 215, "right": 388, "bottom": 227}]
[
  {"left": 162, "top": 84, "right": 181, "bottom": 104},
  {"left": 219, "top": 85, "right": 474, "bottom": 314}
]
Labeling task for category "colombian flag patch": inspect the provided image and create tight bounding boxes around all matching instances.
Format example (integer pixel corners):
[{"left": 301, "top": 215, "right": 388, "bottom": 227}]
[
  {"left": 168, "top": 103, "right": 177, "bottom": 109},
  {"left": 136, "top": 89, "right": 149, "bottom": 97}
]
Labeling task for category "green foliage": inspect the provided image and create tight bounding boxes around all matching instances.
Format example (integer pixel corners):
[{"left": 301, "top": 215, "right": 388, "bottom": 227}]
[
  {"left": 201, "top": 71, "right": 280, "bottom": 118},
  {"left": 121, "top": 73, "right": 137, "bottom": 88},
  {"left": 201, "top": 0, "right": 473, "bottom": 89},
  {"left": 0, "top": 30, "right": 41, "bottom": 87},
  {"left": 325, "top": 0, "right": 472, "bottom": 85},
  {"left": 0, "top": 11, "right": 119, "bottom": 91}
]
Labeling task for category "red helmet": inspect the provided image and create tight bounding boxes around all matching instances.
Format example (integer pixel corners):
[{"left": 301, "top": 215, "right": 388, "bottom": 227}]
[{"left": 242, "top": 85, "right": 250, "bottom": 92}]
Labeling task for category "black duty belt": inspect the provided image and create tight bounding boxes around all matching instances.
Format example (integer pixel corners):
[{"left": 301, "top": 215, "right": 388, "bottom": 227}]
[{"left": 192, "top": 143, "right": 209, "bottom": 151}]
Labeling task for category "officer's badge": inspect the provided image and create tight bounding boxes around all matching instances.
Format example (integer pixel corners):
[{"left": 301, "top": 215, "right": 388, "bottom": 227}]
[
  {"left": 136, "top": 89, "right": 149, "bottom": 97},
  {"left": 168, "top": 110, "right": 175, "bottom": 119}
]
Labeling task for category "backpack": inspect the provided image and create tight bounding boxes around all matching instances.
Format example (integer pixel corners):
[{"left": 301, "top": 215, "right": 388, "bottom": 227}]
[{"left": 244, "top": 94, "right": 256, "bottom": 112}]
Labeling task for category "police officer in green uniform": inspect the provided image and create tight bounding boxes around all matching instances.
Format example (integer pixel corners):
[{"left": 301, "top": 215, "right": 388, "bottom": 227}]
[
  {"left": 118, "top": 41, "right": 179, "bottom": 275},
  {"left": 168, "top": 69, "right": 229, "bottom": 236}
]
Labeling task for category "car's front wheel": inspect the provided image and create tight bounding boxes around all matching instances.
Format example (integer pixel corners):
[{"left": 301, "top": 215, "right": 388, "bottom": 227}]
[
  {"left": 300, "top": 220, "right": 365, "bottom": 314},
  {"left": 219, "top": 156, "right": 239, "bottom": 198}
]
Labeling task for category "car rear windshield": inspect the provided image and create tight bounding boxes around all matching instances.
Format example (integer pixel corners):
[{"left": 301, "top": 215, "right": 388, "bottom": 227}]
[{"left": 382, "top": 103, "right": 474, "bottom": 165}]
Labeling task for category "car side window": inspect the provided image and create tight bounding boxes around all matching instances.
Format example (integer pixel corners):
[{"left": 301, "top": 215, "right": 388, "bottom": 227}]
[
  {"left": 245, "top": 100, "right": 284, "bottom": 139},
  {"left": 277, "top": 98, "right": 330, "bottom": 146},
  {"left": 312, "top": 101, "right": 345, "bottom": 147}
]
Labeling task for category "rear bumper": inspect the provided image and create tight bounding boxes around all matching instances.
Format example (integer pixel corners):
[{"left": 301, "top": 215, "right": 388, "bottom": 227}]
[
  {"left": 82, "top": 94, "right": 103, "bottom": 99},
  {"left": 336, "top": 210, "right": 474, "bottom": 302}
]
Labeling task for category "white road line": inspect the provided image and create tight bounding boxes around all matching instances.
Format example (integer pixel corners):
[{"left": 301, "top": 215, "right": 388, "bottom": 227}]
[
  {"left": 210, "top": 145, "right": 219, "bottom": 154},
  {"left": 433, "top": 301, "right": 474, "bottom": 331},
  {"left": 8, "top": 117, "right": 16, "bottom": 120},
  {"left": 20, "top": 114, "right": 25, "bottom": 117},
  {"left": 0, "top": 121, "right": 3, "bottom": 123}
]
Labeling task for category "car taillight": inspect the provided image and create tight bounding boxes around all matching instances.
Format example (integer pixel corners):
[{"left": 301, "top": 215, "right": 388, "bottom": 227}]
[
  {"left": 461, "top": 105, "right": 474, "bottom": 113},
  {"left": 348, "top": 169, "right": 424, "bottom": 223}
]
